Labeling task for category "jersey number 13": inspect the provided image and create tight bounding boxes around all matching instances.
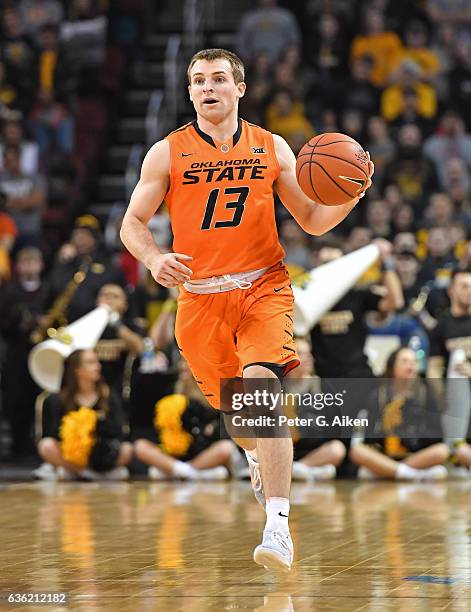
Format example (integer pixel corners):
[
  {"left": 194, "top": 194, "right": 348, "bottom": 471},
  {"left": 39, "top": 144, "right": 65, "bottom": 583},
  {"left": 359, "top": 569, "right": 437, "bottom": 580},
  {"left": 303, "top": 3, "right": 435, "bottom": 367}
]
[{"left": 200, "top": 187, "right": 249, "bottom": 230}]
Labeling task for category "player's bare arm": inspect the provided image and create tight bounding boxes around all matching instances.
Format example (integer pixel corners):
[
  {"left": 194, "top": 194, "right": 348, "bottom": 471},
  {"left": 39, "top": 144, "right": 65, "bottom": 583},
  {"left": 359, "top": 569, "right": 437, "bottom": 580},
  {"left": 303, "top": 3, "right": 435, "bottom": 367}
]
[
  {"left": 273, "top": 134, "right": 374, "bottom": 236},
  {"left": 119, "top": 139, "right": 193, "bottom": 288}
]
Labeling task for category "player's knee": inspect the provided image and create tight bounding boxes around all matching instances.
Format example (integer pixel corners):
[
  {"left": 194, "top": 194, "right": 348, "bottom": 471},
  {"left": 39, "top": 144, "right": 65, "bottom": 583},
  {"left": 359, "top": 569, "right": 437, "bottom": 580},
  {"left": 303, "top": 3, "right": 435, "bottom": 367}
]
[
  {"left": 328, "top": 440, "right": 347, "bottom": 465},
  {"left": 243, "top": 364, "right": 278, "bottom": 379}
]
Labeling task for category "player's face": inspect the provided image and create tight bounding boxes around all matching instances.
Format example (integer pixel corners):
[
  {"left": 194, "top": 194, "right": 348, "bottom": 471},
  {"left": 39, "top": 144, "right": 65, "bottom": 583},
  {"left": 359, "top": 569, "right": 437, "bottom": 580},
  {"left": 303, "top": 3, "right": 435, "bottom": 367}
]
[
  {"left": 188, "top": 59, "right": 246, "bottom": 123},
  {"left": 449, "top": 273, "right": 471, "bottom": 310},
  {"left": 393, "top": 348, "right": 418, "bottom": 379}
]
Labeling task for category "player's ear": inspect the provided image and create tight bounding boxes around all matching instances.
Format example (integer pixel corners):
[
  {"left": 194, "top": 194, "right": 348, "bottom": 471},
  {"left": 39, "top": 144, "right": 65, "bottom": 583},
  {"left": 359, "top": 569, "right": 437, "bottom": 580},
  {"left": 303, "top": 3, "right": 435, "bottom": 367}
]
[
  {"left": 237, "top": 81, "right": 246, "bottom": 99},
  {"left": 188, "top": 84, "right": 193, "bottom": 102}
]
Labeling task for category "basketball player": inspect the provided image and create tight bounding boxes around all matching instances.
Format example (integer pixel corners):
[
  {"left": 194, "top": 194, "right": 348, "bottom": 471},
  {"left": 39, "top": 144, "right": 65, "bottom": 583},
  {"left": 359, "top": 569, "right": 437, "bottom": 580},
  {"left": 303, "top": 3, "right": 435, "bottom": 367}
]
[{"left": 120, "top": 48, "right": 374, "bottom": 572}]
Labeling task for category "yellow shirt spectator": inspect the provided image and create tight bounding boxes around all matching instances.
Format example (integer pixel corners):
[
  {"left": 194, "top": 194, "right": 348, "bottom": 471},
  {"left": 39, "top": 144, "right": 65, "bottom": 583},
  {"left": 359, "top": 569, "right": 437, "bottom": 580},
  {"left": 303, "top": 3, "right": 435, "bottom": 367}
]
[
  {"left": 351, "top": 31, "right": 403, "bottom": 87},
  {"left": 265, "top": 93, "right": 316, "bottom": 151},
  {"left": 381, "top": 81, "right": 437, "bottom": 121}
]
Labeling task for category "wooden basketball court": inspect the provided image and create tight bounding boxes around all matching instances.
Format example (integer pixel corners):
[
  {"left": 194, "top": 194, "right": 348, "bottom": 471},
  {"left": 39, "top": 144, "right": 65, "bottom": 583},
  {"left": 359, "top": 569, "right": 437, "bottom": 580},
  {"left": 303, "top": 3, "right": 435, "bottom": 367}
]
[{"left": 2, "top": 480, "right": 471, "bottom": 611}]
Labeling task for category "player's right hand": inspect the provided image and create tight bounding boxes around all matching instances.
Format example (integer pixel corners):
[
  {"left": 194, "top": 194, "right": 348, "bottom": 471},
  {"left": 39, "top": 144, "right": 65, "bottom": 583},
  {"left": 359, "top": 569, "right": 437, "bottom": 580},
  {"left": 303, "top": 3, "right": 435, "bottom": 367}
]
[{"left": 149, "top": 253, "right": 193, "bottom": 288}]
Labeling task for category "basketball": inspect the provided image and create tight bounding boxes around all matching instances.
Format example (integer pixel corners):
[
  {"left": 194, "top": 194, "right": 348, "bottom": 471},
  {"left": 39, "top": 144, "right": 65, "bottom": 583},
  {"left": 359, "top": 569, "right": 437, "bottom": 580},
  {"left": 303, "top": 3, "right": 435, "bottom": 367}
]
[{"left": 296, "top": 133, "right": 370, "bottom": 206}]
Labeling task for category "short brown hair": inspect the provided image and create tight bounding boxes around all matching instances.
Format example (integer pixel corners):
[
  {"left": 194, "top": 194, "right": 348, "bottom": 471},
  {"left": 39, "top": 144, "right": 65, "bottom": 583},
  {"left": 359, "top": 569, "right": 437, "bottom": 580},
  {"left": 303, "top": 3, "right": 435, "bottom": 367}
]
[{"left": 187, "top": 48, "right": 245, "bottom": 84}]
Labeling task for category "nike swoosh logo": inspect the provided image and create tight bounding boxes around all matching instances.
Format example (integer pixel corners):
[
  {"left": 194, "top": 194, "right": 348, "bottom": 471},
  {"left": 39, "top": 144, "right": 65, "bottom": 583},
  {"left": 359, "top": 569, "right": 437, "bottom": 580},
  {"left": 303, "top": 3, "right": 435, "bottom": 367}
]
[
  {"left": 274, "top": 286, "right": 286, "bottom": 292},
  {"left": 338, "top": 175, "right": 366, "bottom": 188},
  {"left": 181, "top": 153, "right": 192, "bottom": 157},
  {"left": 278, "top": 512, "right": 288, "bottom": 518}
]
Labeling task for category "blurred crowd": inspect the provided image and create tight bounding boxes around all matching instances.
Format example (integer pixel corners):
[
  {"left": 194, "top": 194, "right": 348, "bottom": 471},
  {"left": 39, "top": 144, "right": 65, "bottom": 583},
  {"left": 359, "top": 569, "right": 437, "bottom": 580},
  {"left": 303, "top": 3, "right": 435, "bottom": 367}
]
[{"left": 1, "top": 0, "right": 471, "bottom": 484}]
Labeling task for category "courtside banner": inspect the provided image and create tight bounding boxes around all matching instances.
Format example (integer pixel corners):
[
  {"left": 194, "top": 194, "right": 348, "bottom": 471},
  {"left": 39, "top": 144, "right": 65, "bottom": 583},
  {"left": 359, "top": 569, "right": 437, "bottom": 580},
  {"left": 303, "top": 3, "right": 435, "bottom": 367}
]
[{"left": 220, "top": 377, "right": 469, "bottom": 440}]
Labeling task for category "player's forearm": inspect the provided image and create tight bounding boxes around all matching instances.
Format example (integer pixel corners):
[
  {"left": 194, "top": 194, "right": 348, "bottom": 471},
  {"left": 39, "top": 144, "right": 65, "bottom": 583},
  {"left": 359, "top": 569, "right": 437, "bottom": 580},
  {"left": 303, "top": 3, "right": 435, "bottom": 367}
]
[
  {"left": 304, "top": 198, "right": 358, "bottom": 236},
  {"left": 120, "top": 215, "right": 161, "bottom": 269}
]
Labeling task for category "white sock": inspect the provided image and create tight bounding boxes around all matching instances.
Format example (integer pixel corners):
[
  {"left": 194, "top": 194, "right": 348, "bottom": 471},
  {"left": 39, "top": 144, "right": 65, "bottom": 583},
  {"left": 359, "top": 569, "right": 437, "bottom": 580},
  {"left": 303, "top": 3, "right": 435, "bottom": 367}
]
[
  {"left": 265, "top": 497, "right": 290, "bottom": 532},
  {"left": 171, "top": 460, "right": 197, "bottom": 479},
  {"left": 292, "top": 461, "right": 311, "bottom": 480},
  {"left": 396, "top": 463, "right": 419, "bottom": 480}
]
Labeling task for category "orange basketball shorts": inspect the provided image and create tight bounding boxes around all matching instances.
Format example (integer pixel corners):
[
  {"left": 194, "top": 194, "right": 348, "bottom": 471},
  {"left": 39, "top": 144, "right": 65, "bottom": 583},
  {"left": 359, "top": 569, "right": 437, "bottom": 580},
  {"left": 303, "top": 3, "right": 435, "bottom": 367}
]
[{"left": 175, "top": 262, "right": 300, "bottom": 410}]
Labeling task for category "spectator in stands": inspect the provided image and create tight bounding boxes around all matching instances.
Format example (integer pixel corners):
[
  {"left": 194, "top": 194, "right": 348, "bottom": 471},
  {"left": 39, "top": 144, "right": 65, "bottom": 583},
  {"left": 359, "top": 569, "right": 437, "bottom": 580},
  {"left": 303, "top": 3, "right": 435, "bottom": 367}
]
[
  {"left": 342, "top": 55, "right": 380, "bottom": 116},
  {"left": 424, "top": 192, "right": 455, "bottom": 229},
  {"left": 393, "top": 21, "right": 440, "bottom": 83},
  {"left": 286, "top": 337, "right": 346, "bottom": 482},
  {"left": 395, "top": 248, "right": 423, "bottom": 309},
  {"left": 350, "top": 8, "right": 403, "bottom": 88},
  {"left": 0, "top": 117, "right": 39, "bottom": 176},
  {"left": 427, "top": 269, "right": 471, "bottom": 458},
  {"left": 305, "top": 12, "right": 348, "bottom": 110},
  {"left": 28, "top": 89, "right": 74, "bottom": 157},
  {"left": 366, "top": 199, "right": 392, "bottom": 240},
  {"left": 321, "top": 108, "right": 340, "bottom": 131},
  {"left": 388, "top": 86, "right": 435, "bottom": 138},
  {"left": 0, "top": 144, "right": 46, "bottom": 248},
  {"left": 366, "top": 116, "right": 396, "bottom": 186},
  {"left": 134, "top": 359, "right": 235, "bottom": 481},
  {"left": 265, "top": 90, "right": 315, "bottom": 152},
  {"left": 279, "top": 218, "right": 311, "bottom": 275},
  {"left": 382, "top": 124, "right": 438, "bottom": 205},
  {"left": 341, "top": 108, "right": 364, "bottom": 144},
  {"left": 381, "top": 60, "right": 437, "bottom": 124},
  {"left": 349, "top": 348, "right": 449, "bottom": 481},
  {"left": 241, "top": 52, "right": 272, "bottom": 125},
  {"left": 95, "top": 283, "right": 144, "bottom": 398},
  {"left": 392, "top": 203, "right": 416, "bottom": 235},
  {"left": 418, "top": 226, "right": 457, "bottom": 285},
  {"left": 424, "top": 111, "right": 471, "bottom": 188},
  {"left": 35, "top": 348, "right": 132, "bottom": 480},
  {"left": 131, "top": 269, "right": 170, "bottom": 332},
  {"left": 33, "top": 23, "right": 77, "bottom": 108},
  {"left": 0, "top": 59, "right": 19, "bottom": 115},
  {"left": 47, "top": 215, "right": 125, "bottom": 322},
  {"left": 60, "top": 0, "right": 108, "bottom": 74},
  {"left": 19, "top": 0, "right": 64, "bottom": 40},
  {"left": 449, "top": 39, "right": 471, "bottom": 130},
  {"left": 346, "top": 226, "right": 373, "bottom": 252},
  {"left": 237, "top": 0, "right": 301, "bottom": 65},
  {"left": 443, "top": 157, "right": 471, "bottom": 196},
  {"left": 309, "top": 240, "right": 404, "bottom": 378},
  {"left": 1, "top": 7, "right": 36, "bottom": 105},
  {"left": 0, "top": 247, "right": 48, "bottom": 458},
  {"left": 0, "top": 194, "right": 17, "bottom": 283},
  {"left": 269, "top": 62, "right": 303, "bottom": 102},
  {"left": 426, "top": 0, "right": 471, "bottom": 31}
]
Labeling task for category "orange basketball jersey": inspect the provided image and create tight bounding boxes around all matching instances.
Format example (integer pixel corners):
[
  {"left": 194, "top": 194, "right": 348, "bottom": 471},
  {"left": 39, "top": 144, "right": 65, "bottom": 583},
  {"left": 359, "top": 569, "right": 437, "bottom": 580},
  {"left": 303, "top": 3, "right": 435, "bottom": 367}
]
[{"left": 165, "top": 119, "right": 285, "bottom": 279}]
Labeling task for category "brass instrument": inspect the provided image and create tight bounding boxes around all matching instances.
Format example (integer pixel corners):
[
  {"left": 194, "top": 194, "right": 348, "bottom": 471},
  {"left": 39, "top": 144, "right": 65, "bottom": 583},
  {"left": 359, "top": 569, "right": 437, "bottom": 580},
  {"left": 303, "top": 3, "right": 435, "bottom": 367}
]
[
  {"left": 30, "top": 257, "right": 91, "bottom": 345},
  {"left": 404, "top": 282, "right": 437, "bottom": 330}
]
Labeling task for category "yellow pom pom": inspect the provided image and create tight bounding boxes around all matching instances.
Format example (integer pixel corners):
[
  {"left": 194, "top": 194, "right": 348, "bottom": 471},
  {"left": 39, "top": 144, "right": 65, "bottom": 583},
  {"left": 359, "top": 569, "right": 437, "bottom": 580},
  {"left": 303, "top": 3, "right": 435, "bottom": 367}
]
[
  {"left": 60, "top": 407, "right": 98, "bottom": 468},
  {"left": 154, "top": 394, "right": 187, "bottom": 430},
  {"left": 154, "top": 394, "right": 192, "bottom": 457}
]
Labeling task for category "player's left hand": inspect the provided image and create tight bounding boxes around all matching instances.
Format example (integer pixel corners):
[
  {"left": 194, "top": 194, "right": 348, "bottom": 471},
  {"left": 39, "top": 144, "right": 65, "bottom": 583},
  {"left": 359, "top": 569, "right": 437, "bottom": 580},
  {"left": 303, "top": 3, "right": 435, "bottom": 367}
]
[{"left": 358, "top": 152, "right": 374, "bottom": 199}]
